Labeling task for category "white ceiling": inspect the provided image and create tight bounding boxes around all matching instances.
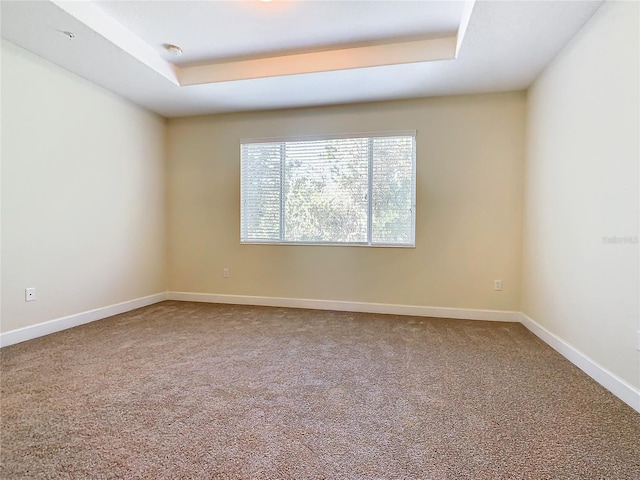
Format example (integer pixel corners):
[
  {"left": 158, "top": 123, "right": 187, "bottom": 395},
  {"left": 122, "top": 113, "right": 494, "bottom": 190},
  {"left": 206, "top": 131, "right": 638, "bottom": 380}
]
[
  {"left": 95, "top": 1, "right": 468, "bottom": 65},
  {"left": 1, "top": 0, "right": 604, "bottom": 118}
]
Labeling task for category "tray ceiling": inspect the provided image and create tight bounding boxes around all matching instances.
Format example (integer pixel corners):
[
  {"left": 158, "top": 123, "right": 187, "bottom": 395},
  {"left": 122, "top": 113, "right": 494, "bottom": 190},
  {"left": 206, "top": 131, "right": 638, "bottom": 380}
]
[{"left": 1, "top": 0, "right": 604, "bottom": 117}]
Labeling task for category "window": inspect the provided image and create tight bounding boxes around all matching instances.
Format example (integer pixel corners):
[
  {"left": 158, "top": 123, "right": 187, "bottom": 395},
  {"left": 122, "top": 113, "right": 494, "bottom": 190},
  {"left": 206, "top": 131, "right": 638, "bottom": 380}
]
[{"left": 240, "top": 131, "right": 416, "bottom": 247}]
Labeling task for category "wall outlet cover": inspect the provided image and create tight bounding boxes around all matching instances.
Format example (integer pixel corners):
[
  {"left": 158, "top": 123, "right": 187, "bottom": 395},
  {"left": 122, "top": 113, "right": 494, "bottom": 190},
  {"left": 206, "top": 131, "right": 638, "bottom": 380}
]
[{"left": 25, "top": 288, "right": 36, "bottom": 302}]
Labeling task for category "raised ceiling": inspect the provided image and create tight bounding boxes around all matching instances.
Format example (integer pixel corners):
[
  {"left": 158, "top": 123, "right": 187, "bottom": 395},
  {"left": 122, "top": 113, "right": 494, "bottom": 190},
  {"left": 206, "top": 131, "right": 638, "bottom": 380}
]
[
  {"left": 95, "top": 1, "right": 469, "bottom": 65},
  {"left": 1, "top": 0, "right": 604, "bottom": 118}
]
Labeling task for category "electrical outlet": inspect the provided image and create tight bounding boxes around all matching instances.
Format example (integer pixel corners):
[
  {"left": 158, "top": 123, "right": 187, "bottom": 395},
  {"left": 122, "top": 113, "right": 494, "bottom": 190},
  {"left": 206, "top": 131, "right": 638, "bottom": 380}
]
[
  {"left": 25, "top": 288, "right": 36, "bottom": 302},
  {"left": 223, "top": 268, "right": 229, "bottom": 278},
  {"left": 494, "top": 280, "right": 502, "bottom": 291}
]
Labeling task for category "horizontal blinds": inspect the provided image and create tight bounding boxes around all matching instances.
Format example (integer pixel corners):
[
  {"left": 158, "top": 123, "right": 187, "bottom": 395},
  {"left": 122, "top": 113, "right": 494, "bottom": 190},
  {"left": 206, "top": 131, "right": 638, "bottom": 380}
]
[
  {"left": 371, "top": 136, "right": 415, "bottom": 245},
  {"left": 284, "top": 138, "right": 368, "bottom": 243},
  {"left": 241, "top": 130, "right": 416, "bottom": 145},
  {"left": 241, "top": 133, "right": 415, "bottom": 246},
  {"left": 240, "top": 143, "right": 281, "bottom": 241}
]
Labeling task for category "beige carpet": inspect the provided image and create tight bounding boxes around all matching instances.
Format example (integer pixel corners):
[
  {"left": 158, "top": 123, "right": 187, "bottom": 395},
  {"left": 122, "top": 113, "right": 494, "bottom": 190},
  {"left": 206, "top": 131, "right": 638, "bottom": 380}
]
[{"left": 1, "top": 301, "right": 638, "bottom": 479}]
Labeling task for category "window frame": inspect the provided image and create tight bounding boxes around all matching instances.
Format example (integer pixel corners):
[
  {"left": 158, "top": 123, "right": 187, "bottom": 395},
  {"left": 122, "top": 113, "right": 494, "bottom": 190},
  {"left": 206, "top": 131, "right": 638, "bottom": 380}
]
[{"left": 240, "top": 130, "right": 417, "bottom": 248}]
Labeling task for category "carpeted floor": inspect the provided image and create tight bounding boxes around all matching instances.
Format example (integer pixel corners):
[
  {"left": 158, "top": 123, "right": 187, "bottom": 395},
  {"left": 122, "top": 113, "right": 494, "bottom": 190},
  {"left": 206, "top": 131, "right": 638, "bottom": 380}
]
[{"left": 1, "top": 301, "right": 638, "bottom": 479}]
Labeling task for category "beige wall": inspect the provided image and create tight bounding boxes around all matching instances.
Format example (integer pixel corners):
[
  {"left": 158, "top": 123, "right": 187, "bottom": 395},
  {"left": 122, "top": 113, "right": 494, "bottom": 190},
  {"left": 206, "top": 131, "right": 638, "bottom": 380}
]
[
  {"left": 0, "top": 41, "right": 167, "bottom": 332},
  {"left": 167, "top": 93, "right": 525, "bottom": 311},
  {"left": 523, "top": 1, "right": 639, "bottom": 388}
]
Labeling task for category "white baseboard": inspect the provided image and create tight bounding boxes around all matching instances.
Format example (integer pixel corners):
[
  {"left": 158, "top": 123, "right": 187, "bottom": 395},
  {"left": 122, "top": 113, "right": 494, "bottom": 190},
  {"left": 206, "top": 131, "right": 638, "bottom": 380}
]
[
  {"left": 518, "top": 312, "right": 640, "bottom": 414},
  {"left": 0, "top": 293, "right": 168, "bottom": 348},
  {"left": 0, "top": 292, "right": 516, "bottom": 348},
  {"left": 166, "top": 291, "right": 520, "bottom": 322},
  {"left": 3, "top": 290, "right": 637, "bottom": 414}
]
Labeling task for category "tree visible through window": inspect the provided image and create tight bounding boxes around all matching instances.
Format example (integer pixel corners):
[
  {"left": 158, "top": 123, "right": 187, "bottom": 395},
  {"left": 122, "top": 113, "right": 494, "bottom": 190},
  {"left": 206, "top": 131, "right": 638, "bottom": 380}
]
[{"left": 241, "top": 132, "right": 415, "bottom": 246}]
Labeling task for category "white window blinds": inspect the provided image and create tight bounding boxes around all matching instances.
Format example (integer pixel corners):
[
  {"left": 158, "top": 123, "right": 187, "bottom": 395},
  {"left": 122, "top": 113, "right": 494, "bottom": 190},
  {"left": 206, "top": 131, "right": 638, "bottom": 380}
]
[{"left": 241, "top": 132, "right": 415, "bottom": 246}]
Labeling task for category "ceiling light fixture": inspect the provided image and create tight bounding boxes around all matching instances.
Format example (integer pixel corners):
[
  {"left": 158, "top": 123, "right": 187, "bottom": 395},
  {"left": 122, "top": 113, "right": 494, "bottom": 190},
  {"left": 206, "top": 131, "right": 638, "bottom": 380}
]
[{"left": 163, "top": 44, "right": 183, "bottom": 56}]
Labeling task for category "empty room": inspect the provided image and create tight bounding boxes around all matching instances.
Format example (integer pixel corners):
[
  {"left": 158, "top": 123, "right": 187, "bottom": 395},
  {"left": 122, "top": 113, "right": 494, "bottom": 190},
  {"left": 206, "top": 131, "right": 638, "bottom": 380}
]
[{"left": 1, "top": 0, "right": 638, "bottom": 478}]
